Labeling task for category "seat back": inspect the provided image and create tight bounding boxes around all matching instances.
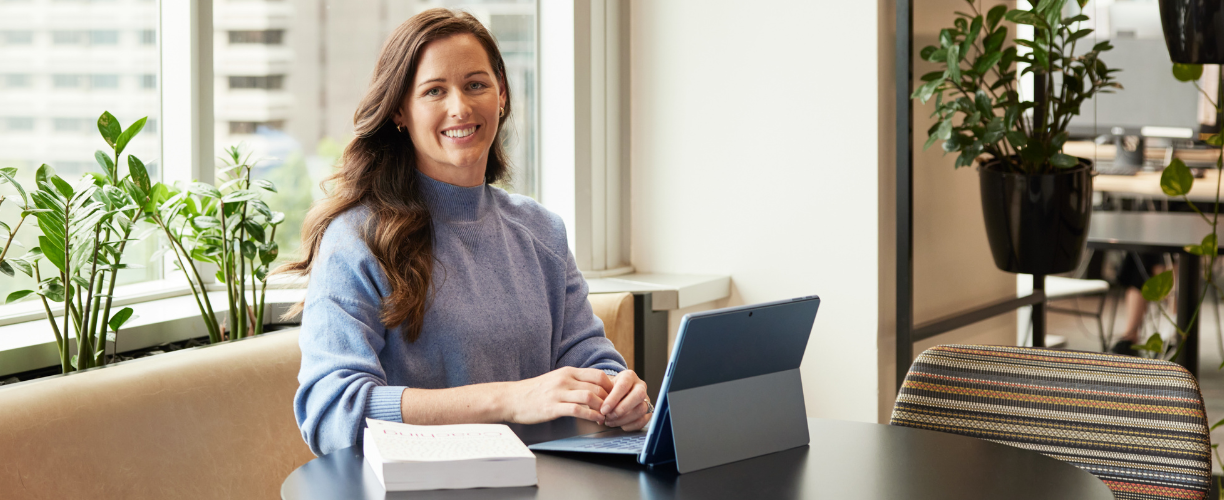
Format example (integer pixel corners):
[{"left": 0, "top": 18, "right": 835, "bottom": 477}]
[
  {"left": 0, "top": 329, "right": 315, "bottom": 500},
  {"left": 892, "top": 344, "right": 1211, "bottom": 500},
  {"left": 0, "top": 294, "right": 635, "bottom": 499}
]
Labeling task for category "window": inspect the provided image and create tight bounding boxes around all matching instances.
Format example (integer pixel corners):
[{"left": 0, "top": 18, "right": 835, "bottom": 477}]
[
  {"left": 228, "top": 30, "right": 283, "bottom": 45},
  {"left": 52, "top": 74, "right": 84, "bottom": 88},
  {"left": 0, "top": 3, "right": 160, "bottom": 307},
  {"left": 227, "top": 75, "right": 284, "bottom": 90},
  {"left": 52, "top": 30, "right": 85, "bottom": 45},
  {"left": 89, "top": 30, "right": 119, "bottom": 45},
  {"left": 90, "top": 74, "right": 120, "bottom": 89},
  {"left": 1, "top": 74, "right": 31, "bottom": 88},
  {"left": 0, "top": 30, "right": 33, "bottom": 45},
  {"left": 2, "top": 117, "right": 34, "bottom": 131},
  {"left": 139, "top": 29, "right": 156, "bottom": 45},
  {"left": 229, "top": 120, "right": 285, "bottom": 134},
  {"left": 53, "top": 117, "right": 88, "bottom": 132},
  {"left": 212, "top": 0, "right": 539, "bottom": 265}
]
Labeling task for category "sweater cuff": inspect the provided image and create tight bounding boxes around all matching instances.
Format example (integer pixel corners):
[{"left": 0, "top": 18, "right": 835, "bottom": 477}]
[
  {"left": 602, "top": 368, "right": 622, "bottom": 377},
  {"left": 366, "top": 385, "right": 406, "bottom": 423}
]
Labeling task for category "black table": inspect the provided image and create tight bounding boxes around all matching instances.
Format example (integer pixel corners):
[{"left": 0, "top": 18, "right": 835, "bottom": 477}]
[
  {"left": 281, "top": 417, "right": 1112, "bottom": 500},
  {"left": 1087, "top": 211, "right": 1221, "bottom": 375}
]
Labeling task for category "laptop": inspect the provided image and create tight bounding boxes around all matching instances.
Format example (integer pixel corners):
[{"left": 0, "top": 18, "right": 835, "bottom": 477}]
[{"left": 528, "top": 295, "right": 820, "bottom": 473}]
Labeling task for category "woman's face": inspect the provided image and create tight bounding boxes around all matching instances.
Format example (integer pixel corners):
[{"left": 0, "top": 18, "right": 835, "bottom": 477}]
[{"left": 394, "top": 33, "right": 506, "bottom": 187}]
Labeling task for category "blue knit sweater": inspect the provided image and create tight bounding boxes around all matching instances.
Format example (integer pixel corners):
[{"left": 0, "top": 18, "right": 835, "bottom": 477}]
[{"left": 293, "top": 172, "right": 627, "bottom": 456}]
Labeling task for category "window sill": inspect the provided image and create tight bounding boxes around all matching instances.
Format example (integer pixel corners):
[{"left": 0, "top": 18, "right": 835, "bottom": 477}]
[
  {"left": 586, "top": 273, "right": 731, "bottom": 311},
  {"left": 0, "top": 287, "right": 306, "bottom": 378}
]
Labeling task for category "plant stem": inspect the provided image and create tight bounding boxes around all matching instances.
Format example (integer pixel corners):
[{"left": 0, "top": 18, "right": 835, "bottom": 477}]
[
  {"left": 80, "top": 224, "right": 102, "bottom": 368},
  {"left": 34, "top": 265, "right": 68, "bottom": 373}
]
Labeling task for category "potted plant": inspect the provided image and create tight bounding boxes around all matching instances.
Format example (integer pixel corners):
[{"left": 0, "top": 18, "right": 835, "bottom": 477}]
[
  {"left": 912, "top": 0, "right": 1121, "bottom": 275},
  {"left": 1159, "top": 0, "right": 1224, "bottom": 64}
]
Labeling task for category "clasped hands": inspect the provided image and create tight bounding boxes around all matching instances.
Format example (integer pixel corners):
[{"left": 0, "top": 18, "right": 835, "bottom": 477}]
[{"left": 507, "top": 367, "right": 651, "bottom": 431}]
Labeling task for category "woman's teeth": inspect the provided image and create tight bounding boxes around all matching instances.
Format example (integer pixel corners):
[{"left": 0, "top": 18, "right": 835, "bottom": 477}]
[{"left": 443, "top": 126, "right": 477, "bottom": 138}]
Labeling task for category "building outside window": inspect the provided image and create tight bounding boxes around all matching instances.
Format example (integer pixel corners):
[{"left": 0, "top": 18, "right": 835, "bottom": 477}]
[
  {"left": 0, "top": 0, "right": 160, "bottom": 305},
  {"left": 212, "top": 0, "right": 538, "bottom": 264}
]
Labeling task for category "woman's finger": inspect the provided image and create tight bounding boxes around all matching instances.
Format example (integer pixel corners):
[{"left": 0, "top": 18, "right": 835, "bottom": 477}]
[
  {"left": 561, "top": 389, "right": 605, "bottom": 410},
  {"left": 600, "top": 373, "right": 635, "bottom": 416},
  {"left": 562, "top": 403, "right": 605, "bottom": 424},
  {"left": 568, "top": 367, "right": 614, "bottom": 392},
  {"left": 620, "top": 412, "right": 652, "bottom": 432},
  {"left": 611, "top": 384, "right": 648, "bottom": 420}
]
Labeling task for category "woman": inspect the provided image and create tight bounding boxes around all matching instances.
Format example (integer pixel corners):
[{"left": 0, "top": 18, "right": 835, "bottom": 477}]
[{"left": 284, "top": 9, "right": 649, "bottom": 457}]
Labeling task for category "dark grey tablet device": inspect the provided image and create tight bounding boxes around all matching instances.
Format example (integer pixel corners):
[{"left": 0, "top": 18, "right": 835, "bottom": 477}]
[{"left": 528, "top": 295, "right": 820, "bottom": 473}]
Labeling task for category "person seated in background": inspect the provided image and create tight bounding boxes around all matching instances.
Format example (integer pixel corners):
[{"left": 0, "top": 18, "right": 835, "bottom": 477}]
[
  {"left": 281, "top": 9, "right": 650, "bottom": 457},
  {"left": 1109, "top": 252, "right": 1166, "bottom": 355}
]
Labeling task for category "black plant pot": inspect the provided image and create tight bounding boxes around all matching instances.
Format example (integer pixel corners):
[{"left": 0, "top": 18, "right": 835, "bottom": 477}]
[
  {"left": 978, "top": 160, "right": 1093, "bottom": 275},
  {"left": 1159, "top": 0, "right": 1224, "bottom": 64}
]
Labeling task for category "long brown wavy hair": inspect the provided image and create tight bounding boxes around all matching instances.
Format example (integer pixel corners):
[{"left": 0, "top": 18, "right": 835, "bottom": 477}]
[{"left": 279, "top": 9, "right": 511, "bottom": 342}]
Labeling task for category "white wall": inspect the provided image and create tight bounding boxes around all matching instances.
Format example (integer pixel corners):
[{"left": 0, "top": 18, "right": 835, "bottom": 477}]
[{"left": 630, "top": 0, "right": 882, "bottom": 422}]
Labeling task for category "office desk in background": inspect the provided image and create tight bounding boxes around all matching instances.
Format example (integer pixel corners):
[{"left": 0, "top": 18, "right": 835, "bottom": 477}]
[{"left": 281, "top": 417, "right": 1112, "bottom": 500}]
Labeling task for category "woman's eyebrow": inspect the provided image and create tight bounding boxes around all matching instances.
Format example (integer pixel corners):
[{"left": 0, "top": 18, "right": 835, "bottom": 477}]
[{"left": 416, "top": 71, "right": 491, "bottom": 88}]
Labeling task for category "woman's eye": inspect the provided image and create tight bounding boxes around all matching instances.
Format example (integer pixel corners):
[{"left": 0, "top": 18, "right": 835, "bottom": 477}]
[
  {"left": 425, "top": 88, "right": 442, "bottom": 97},
  {"left": 468, "top": 82, "right": 486, "bottom": 90}
]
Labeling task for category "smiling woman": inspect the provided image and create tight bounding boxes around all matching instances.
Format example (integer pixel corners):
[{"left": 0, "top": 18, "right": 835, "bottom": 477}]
[{"left": 279, "top": 9, "right": 650, "bottom": 457}]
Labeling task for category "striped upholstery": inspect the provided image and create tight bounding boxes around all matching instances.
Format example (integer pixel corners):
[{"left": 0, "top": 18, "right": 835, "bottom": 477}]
[{"left": 891, "top": 345, "right": 1211, "bottom": 500}]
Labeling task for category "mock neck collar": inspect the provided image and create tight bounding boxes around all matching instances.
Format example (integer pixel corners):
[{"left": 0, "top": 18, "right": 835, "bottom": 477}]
[{"left": 417, "top": 171, "right": 492, "bottom": 223}]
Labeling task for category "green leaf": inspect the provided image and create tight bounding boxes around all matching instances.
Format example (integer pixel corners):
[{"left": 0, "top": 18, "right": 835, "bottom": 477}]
[
  {"left": 38, "top": 235, "right": 66, "bottom": 272},
  {"left": 191, "top": 215, "right": 221, "bottom": 230},
  {"left": 920, "top": 45, "right": 937, "bottom": 61},
  {"left": 1051, "top": 153, "right": 1078, "bottom": 169},
  {"left": 1005, "top": 10, "right": 1045, "bottom": 28},
  {"left": 7, "top": 257, "right": 31, "bottom": 277},
  {"left": 1135, "top": 334, "right": 1165, "bottom": 356},
  {"left": 241, "top": 240, "right": 258, "bottom": 260},
  {"left": 1141, "top": 271, "right": 1174, "bottom": 302},
  {"left": 0, "top": 168, "right": 25, "bottom": 206},
  {"left": 986, "top": 5, "right": 1007, "bottom": 30},
  {"left": 97, "top": 111, "right": 122, "bottom": 149},
  {"left": 1005, "top": 131, "right": 1028, "bottom": 148},
  {"left": 114, "top": 116, "right": 147, "bottom": 159},
  {"left": 128, "top": 155, "right": 151, "bottom": 192},
  {"left": 269, "top": 212, "right": 285, "bottom": 225},
  {"left": 38, "top": 278, "right": 65, "bottom": 303},
  {"left": 189, "top": 182, "right": 222, "bottom": 199},
  {"left": 1207, "top": 134, "right": 1223, "bottom": 147},
  {"left": 1202, "top": 233, "right": 1218, "bottom": 258},
  {"left": 1077, "top": 0, "right": 1088, "bottom": 9},
  {"left": 50, "top": 176, "right": 74, "bottom": 199},
  {"left": 0, "top": 261, "right": 11, "bottom": 277},
  {"left": 259, "top": 241, "right": 279, "bottom": 265},
  {"left": 946, "top": 44, "right": 961, "bottom": 82},
  {"left": 1160, "top": 158, "right": 1193, "bottom": 196},
  {"left": 911, "top": 78, "right": 943, "bottom": 103},
  {"left": 94, "top": 150, "right": 115, "bottom": 175},
  {"left": 35, "top": 164, "right": 54, "bottom": 186},
  {"left": 255, "top": 265, "right": 269, "bottom": 282},
  {"left": 4, "top": 290, "right": 34, "bottom": 304},
  {"left": 108, "top": 307, "right": 135, "bottom": 332},
  {"left": 242, "top": 219, "right": 265, "bottom": 242},
  {"left": 925, "top": 120, "right": 953, "bottom": 150},
  {"left": 1172, "top": 63, "right": 1203, "bottom": 82},
  {"left": 252, "top": 179, "right": 277, "bottom": 193}
]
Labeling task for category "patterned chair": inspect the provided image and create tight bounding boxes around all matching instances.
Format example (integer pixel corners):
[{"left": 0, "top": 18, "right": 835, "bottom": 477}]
[{"left": 891, "top": 345, "right": 1212, "bottom": 500}]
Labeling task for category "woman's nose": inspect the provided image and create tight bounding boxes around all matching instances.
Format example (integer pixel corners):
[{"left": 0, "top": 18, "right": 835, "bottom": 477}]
[{"left": 447, "top": 89, "right": 473, "bottom": 119}]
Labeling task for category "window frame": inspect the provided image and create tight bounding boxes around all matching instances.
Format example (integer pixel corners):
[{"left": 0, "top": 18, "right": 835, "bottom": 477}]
[{"left": 0, "top": 0, "right": 635, "bottom": 327}]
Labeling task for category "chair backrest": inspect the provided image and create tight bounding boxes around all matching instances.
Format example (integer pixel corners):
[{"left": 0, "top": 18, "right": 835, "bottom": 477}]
[
  {"left": 892, "top": 344, "right": 1212, "bottom": 500},
  {"left": 0, "top": 293, "right": 636, "bottom": 499}
]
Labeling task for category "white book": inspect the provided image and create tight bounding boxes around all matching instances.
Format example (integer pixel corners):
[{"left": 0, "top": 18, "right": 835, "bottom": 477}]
[{"left": 362, "top": 419, "right": 537, "bottom": 491}]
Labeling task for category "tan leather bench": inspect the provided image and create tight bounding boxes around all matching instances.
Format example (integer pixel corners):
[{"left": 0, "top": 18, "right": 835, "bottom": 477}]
[{"left": 0, "top": 292, "right": 634, "bottom": 499}]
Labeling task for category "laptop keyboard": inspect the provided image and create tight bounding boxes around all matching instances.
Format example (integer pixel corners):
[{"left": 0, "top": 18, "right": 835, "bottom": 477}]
[{"left": 576, "top": 435, "right": 646, "bottom": 451}]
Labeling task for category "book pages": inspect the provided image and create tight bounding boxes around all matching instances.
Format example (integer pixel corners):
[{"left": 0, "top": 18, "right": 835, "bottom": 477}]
[{"left": 365, "top": 419, "right": 535, "bottom": 462}]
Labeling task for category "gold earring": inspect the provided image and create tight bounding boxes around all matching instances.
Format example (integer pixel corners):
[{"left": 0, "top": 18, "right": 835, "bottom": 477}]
[
  {"left": 396, "top": 124, "right": 404, "bottom": 132},
  {"left": 499, "top": 107, "right": 504, "bottom": 118}
]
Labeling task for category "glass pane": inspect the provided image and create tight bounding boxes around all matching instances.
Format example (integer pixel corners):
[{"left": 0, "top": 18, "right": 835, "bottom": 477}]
[
  {"left": 0, "top": 0, "right": 161, "bottom": 305},
  {"left": 212, "top": 0, "right": 538, "bottom": 264}
]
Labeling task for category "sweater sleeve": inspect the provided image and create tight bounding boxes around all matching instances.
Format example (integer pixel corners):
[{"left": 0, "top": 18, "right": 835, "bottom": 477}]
[
  {"left": 552, "top": 243, "right": 629, "bottom": 374},
  {"left": 293, "top": 213, "right": 406, "bottom": 456}
]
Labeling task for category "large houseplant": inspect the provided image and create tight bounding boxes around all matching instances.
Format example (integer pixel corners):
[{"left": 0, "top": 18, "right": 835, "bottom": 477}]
[{"left": 913, "top": 0, "right": 1121, "bottom": 274}]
